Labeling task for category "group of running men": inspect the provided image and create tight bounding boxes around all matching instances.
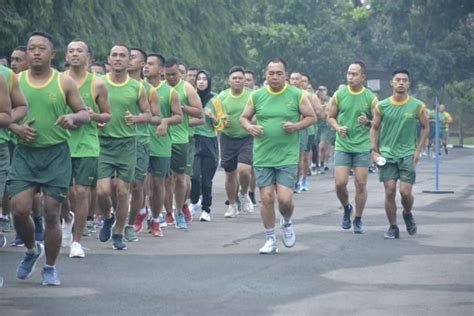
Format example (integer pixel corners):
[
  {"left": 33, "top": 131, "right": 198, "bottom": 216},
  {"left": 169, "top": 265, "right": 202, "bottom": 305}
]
[{"left": 0, "top": 31, "right": 430, "bottom": 286}]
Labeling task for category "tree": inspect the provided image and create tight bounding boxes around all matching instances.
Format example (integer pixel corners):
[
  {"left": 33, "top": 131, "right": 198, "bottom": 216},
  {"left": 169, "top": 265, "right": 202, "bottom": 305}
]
[{"left": 445, "top": 80, "right": 474, "bottom": 145}]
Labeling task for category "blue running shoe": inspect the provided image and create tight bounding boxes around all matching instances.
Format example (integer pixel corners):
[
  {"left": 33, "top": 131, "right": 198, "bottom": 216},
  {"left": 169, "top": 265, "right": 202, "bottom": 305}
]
[
  {"left": 41, "top": 266, "right": 61, "bottom": 286},
  {"left": 342, "top": 204, "right": 353, "bottom": 230},
  {"left": 175, "top": 212, "right": 187, "bottom": 229},
  {"left": 99, "top": 213, "right": 116, "bottom": 242},
  {"left": 112, "top": 234, "right": 127, "bottom": 250},
  {"left": 10, "top": 235, "right": 24, "bottom": 247},
  {"left": 33, "top": 216, "right": 44, "bottom": 242},
  {"left": 301, "top": 179, "right": 309, "bottom": 192},
  {"left": 353, "top": 217, "right": 363, "bottom": 234},
  {"left": 16, "top": 242, "right": 44, "bottom": 280}
]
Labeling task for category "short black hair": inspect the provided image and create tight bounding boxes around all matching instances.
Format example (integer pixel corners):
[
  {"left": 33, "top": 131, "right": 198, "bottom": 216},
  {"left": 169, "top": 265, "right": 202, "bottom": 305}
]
[
  {"left": 351, "top": 60, "right": 366, "bottom": 74},
  {"left": 228, "top": 66, "right": 245, "bottom": 76},
  {"left": 188, "top": 66, "right": 199, "bottom": 72},
  {"left": 392, "top": 69, "right": 410, "bottom": 78},
  {"left": 147, "top": 53, "right": 165, "bottom": 66},
  {"left": 29, "top": 31, "right": 55, "bottom": 47},
  {"left": 68, "top": 40, "right": 91, "bottom": 54},
  {"left": 301, "top": 72, "right": 311, "bottom": 82},
  {"left": 164, "top": 57, "right": 180, "bottom": 68},
  {"left": 111, "top": 43, "right": 130, "bottom": 55},
  {"left": 267, "top": 57, "right": 287, "bottom": 71},
  {"left": 244, "top": 69, "right": 255, "bottom": 77},
  {"left": 13, "top": 45, "right": 27, "bottom": 52},
  {"left": 177, "top": 62, "right": 187, "bottom": 71},
  {"left": 130, "top": 47, "right": 147, "bottom": 61}
]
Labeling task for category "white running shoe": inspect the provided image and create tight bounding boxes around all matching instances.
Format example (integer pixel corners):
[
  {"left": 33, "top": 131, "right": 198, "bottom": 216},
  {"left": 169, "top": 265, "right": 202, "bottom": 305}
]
[
  {"left": 224, "top": 204, "right": 239, "bottom": 218},
  {"left": 190, "top": 199, "right": 202, "bottom": 216},
  {"left": 199, "top": 211, "right": 211, "bottom": 222},
  {"left": 69, "top": 241, "right": 85, "bottom": 258},
  {"left": 280, "top": 217, "right": 296, "bottom": 248},
  {"left": 259, "top": 238, "right": 279, "bottom": 254},
  {"left": 61, "top": 211, "right": 75, "bottom": 248},
  {"left": 239, "top": 194, "right": 254, "bottom": 214}
]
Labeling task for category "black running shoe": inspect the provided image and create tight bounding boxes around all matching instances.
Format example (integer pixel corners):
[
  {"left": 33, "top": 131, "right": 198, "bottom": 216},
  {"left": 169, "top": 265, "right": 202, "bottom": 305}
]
[{"left": 402, "top": 211, "right": 417, "bottom": 235}]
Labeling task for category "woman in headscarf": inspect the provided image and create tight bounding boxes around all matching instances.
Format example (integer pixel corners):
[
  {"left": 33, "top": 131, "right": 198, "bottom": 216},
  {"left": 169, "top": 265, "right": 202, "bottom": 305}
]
[{"left": 190, "top": 69, "right": 224, "bottom": 221}]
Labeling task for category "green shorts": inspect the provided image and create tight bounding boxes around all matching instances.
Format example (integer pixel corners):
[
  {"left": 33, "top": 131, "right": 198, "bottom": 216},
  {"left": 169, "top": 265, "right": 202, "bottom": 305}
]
[
  {"left": 440, "top": 130, "right": 448, "bottom": 143},
  {"left": 305, "top": 134, "right": 315, "bottom": 152},
  {"left": 299, "top": 129, "right": 309, "bottom": 152},
  {"left": 171, "top": 143, "right": 188, "bottom": 174},
  {"left": 98, "top": 136, "right": 137, "bottom": 183},
  {"left": 334, "top": 151, "right": 371, "bottom": 168},
  {"left": 71, "top": 157, "right": 98, "bottom": 187},
  {"left": 328, "top": 128, "right": 336, "bottom": 146},
  {"left": 149, "top": 156, "right": 171, "bottom": 178},
  {"left": 185, "top": 137, "right": 195, "bottom": 176},
  {"left": 7, "top": 142, "right": 71, "bottom": 203},
  {"left": 134, "top": 142, "right": 150, "bottom": 182},
  {"left": 0, "top": 143, "right": 10, "bottom": 198},
  {"left": 379, "top": 155, "right": 416, "bottom": 184},
  {"left": 254, "top": 165, "right": 298, "bottom": 189}
]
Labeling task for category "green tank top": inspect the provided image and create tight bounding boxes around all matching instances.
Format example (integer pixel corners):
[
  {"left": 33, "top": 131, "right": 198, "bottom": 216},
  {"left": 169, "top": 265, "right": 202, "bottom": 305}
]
[
  {"left": 377, "top": 96, "right": 425, "bottom": 158},
  {"left": 18, "top": 69, "right": 71, "bottom": 148},
  {"left": 0, "top": 65, "right": 14, "bottom": 144},
  {"left": 333, "top": 86, "right": 377, "bottom": 153},
  {"left": 99, "top": 74, "right": 143, "bottom": 138},
  {"left": 136, "top": 80, "right": 153, "bottom": 145},
  {"left": 251, "top": 84, "right": 304, "bottom": 167},
  {"left": 149, "top": 81, "right": 173, "bottom": 157},
  {"left": 67, "top": 72, "right": 100, "bottom": 157},
  {"left": 194, "top": 97, "right": 219, "bottom": 138},
  {"left": 169, "top": 80, "right": 189, "bottom": 144},
  {"left": 217, "top": 88, "right": 252, "bottom": 139}
]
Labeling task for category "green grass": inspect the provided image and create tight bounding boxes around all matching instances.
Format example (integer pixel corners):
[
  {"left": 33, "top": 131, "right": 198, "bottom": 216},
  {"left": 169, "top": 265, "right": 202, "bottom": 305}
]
[{"left": 449, "top": 136, "right": 474, "bottom": 145}]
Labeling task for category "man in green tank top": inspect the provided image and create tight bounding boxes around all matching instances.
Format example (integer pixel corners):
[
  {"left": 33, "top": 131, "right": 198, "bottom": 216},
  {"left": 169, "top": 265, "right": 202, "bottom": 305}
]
[
  {"left": 371, "top": 69, "right": 429, "bottom": 239},
  {"left": 163, "top": 58, "right": 203, "bottom": 229},
  {"left": 96, "top": 44, "right": 151, "bottom": 251},
  {"left": 64, "top": 40, "right": 111, "bottom": 257},
  {"left": 8, "top": 31, "right": 90, "bottom": 286},
  {"left": 327, "top": 61, "right": 378, "bottom": 234},
  {"left": 240, "top": 58, "right": 316, "bottom": 255},
  {"left": 125, "top": 48, "right": 161, "bottom": 242},
  {"left": 0, "top": 74, "right": 12, "bottom": 255},
  {"left": 0, "top": 63, "right": 28, "bottom": 239},
  {"left": 298, "top": 73, "right": 321, "bottom": 191},
  {"left": 243, "top": 69, "right": 258, "bottom": 206},
  {"left": 217, "top": 66, "right": 254, "bottom": 218},
  {"left": 143, "top": 53, "right": 182, "bottom": 236}
]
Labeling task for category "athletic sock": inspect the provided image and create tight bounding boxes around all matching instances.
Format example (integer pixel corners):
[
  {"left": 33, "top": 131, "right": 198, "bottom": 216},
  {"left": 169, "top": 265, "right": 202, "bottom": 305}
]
[
  {"left": 283, "top": 217, "right": 291, "bottom": 225},
  {"left": 265, "top": 228, "right": 276, "bottom": 240},
  {"left": 138, "top": 207, "right": 147, "bottom": 215}
]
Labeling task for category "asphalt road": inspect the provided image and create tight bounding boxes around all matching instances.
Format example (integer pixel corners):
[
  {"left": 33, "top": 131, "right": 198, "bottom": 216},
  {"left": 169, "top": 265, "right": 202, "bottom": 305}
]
[{"left": 1, "top": 148, "right": 473, "bottom": 316}]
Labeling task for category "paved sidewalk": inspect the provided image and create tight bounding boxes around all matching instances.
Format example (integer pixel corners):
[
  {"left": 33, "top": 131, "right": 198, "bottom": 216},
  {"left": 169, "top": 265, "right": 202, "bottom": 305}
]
[{"left": 0, "top": 148, "right": 472, "bottom": 315}]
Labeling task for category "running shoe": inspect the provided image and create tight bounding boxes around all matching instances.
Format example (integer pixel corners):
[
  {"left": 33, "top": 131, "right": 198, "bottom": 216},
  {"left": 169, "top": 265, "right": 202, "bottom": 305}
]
[
  {"left": 182, "top": 204, "right": 193, "bottom": 223},
  {"left": 259, "top": 238, "right": 279, "bottom": 254},
  {"left": 280, "top": 218, "right": 296, "bottom": 248},
  {"left": 402, "top": 211, "right": 417, "bottom": 235},
  {"left": 165, "top": 212, "right": 174, "bottom": 226},
  {"left": 69, "top": 241, "right": 85, "bottom": 258},
  {"left": 124, "top": 225, "right": 139, "bottom": 242},
  {"left": 384, "top": 225, "right": 400, "bottom": 239},
  {"left": 10, "top": 235, "right": 24, "bottom": 247},
  {"left": 99, "top": 213, "right": 116, "bottom": 242},
  {"left": 0, "top": 217, "right": 11, "bottom": 232},
  {"left": 112, "top": 234, "right": 127, "bottom": 250},
  {"left": 224, "top": 204, "right": 239, "bottom": 218},
  {"left": 16, "top": 242, "right": 44, "bottom": 280},
  {"left": 353, "top": 217, "right": 363, "bottom": 234},
  {"left": 199, "top": 211, "right": 211, "bottom": 222},
  {"left": 342, "top": 204, "right": 353, "bottom": 230},
  {"left": 175, "top": 212, "right": 187, "bottom": 229},
  {"left": 41, "top": 266, "right": 61, "bottom": 286},
  {"left": 133, "top": 210, "right": 149, "bottom": 233},
  {"left": 301, "top": 179, "right": 309, "bottom": 191},
  {"left": 34, "top": 216, "right": 44, "bottom": 242},
  {"left": 61, "top": 212, "right": 74, "bottom": 247},
  {"left": 150, "top": 221, "right": 164, "bottom": 237},
  {"left": 0, "top": 233, "right": 6, "bottom": 248},
  {"left": 239, "top": 194, "right": 254, "bottom": 214}
]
